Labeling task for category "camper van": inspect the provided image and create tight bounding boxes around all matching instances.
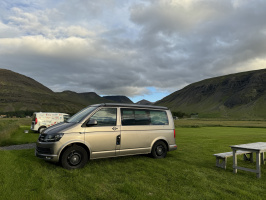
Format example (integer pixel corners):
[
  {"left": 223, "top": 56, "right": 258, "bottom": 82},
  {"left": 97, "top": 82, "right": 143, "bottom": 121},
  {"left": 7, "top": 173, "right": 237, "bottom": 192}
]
[
  {"left": 35, "top": 103, "right": 177, "bottom": 169},
  {"left": 31, "top": 112, "right": 70, "bottom": 133}
]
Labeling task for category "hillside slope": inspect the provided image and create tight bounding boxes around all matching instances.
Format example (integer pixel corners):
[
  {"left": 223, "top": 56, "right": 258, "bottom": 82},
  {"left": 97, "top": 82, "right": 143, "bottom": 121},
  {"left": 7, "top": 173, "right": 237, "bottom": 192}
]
[
  {"left": 0, "top": 69, "right": 112, "bottom": 114},
  {"left": 156, "top": 69, "right": 266, "bottom": 119},
  {"left": 136, "top": 99, "right": 153, "bottom": 105},
  {"left": 103, "top": 95, "right": 133, "bottom": 104},
  {"left": 0, "top": 69, "right": 84, "bottom": 113},
  {"left": 57, "top": 91, "right": 114, "bottom": 106}
]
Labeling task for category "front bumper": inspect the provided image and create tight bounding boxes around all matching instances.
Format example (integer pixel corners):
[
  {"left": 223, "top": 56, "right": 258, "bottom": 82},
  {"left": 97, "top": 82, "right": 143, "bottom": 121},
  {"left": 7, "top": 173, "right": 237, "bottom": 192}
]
[{"left": 35, "top": 141, "right": 60, "bottom": 162}]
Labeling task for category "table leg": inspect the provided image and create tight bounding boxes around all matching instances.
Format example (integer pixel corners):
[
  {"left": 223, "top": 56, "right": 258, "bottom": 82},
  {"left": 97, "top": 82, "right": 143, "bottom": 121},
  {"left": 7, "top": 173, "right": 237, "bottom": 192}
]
[
  {"left": 233, "top": 149, "right": 237, "bottom": 174},
  {"left": 250, "top": 153, "right": 253, "bottom": 163},
  {"left": 256, "top": 152, "right": 261, "bottom": 178},
  {"left": 261, "top": 152, "right": 265, "bottom": 165}
]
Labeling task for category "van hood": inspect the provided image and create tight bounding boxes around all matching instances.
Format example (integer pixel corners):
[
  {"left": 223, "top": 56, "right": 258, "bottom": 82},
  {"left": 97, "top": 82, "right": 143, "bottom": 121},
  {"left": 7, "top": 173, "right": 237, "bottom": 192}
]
[{"left": 43, "top": 122, "right": 76, "bottom": 134}]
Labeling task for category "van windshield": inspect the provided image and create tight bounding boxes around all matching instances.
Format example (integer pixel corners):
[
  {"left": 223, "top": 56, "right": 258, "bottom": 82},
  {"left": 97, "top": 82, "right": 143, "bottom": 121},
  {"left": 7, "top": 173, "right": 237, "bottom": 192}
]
[{"left": 67, "top": 106, "right": 98, "bottom": 123}]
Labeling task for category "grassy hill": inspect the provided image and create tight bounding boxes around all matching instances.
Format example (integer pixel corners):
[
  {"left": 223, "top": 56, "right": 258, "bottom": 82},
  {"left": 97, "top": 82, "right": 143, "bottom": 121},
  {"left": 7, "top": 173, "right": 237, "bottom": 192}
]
[
  {"left": 156, "top": 69, "right": 266, "bottom": 119},
  {"left": 57, "top": 91, "right": 113, "bottom": 106},
  {"left": 136, "top": 99, "right": 153, "bottom": 105},
  {"left": 0, "top": 69, "right": 112, "bottom": 115},
  {"left": 103, "top": 95, "right": 133, "bottom": 104}
]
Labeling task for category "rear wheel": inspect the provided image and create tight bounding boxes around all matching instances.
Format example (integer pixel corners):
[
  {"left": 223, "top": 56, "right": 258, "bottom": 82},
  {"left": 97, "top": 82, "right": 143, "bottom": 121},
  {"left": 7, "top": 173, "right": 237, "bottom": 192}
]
[
  {"left": 61, "top": 145, "right": 88, "bottom": 169},
  {"left": 151, "top": 141, "right": 167, "bottom": 158}
]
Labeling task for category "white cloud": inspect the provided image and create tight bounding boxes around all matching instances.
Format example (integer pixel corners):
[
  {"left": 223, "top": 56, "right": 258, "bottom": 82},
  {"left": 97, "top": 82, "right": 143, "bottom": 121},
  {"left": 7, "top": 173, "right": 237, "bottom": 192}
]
[{"left": 1, "top": 0, "right": 266, "bottom": 100}]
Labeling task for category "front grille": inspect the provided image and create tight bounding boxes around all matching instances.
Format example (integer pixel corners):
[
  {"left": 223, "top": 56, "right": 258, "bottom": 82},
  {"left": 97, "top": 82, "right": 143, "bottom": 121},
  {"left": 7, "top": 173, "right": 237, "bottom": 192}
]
[{"left": 36, "top": 146, "right": 52, "bottom": 154}]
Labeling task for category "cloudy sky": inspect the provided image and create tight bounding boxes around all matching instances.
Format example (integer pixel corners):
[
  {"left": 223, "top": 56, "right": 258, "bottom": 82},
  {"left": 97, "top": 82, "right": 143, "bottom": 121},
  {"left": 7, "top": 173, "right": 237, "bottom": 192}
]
[{"left": 1, "top": 0, "right": 266, "bottom": 102}]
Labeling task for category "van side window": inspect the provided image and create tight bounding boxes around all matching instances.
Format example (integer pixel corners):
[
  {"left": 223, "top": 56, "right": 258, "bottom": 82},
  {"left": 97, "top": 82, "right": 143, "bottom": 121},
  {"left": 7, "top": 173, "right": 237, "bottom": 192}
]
[
  {"left": 121, "top": 109, "right": 135, "bottom": 125},
  {"left": 150, "top": 110, "right": 168, "bottom": 125},
  {"left": 135, "top": 110, "right": 150, "bottom": 125},
  {"left": 121, "top": 109, "right": 168, "bottom": 126},
  {"left": 90, "top": 108, "right": 117, "bottom": 126}
]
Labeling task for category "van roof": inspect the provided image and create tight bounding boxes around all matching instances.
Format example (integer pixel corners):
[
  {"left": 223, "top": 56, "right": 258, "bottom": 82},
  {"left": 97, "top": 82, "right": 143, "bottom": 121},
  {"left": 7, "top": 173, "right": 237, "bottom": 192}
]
[
  {"left": 90, "top": 103, "right": 168, "bottom": 110},
  {"left": 33, "top": 112, "right": 69, "bottom": 115}
]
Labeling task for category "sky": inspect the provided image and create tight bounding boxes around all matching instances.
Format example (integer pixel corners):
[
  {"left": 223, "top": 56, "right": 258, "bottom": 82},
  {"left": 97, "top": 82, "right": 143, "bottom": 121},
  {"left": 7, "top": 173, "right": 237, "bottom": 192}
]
[{"left": 1, "top": 0, "right": 266, "bottom": 103}]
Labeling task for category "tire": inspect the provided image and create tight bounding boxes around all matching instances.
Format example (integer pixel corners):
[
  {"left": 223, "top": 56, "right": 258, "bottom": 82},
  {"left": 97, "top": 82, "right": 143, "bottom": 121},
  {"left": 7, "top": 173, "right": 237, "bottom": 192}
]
[
  {"left": 61, "top": 145, "right": 88, "bottom": 169},
  {"left": 38, "top": 127, "right": 46, "bottom": 133},
  {"left": 151, "top": 141, "right": 167, "bottom": 159}
]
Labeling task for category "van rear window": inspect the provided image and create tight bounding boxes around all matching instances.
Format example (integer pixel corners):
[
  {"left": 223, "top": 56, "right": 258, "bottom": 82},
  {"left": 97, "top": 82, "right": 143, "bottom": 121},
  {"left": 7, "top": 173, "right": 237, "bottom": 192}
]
[
  {"left": 121, "top": 109, "right": 168, "bottom": 126},
  {"left": 32, "top": 114, "right": 36, "bottom": 121}
]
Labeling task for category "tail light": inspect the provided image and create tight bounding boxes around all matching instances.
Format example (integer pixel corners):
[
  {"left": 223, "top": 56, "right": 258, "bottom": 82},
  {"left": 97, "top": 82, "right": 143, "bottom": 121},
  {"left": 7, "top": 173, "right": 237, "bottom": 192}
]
[
  {"left": 35, "top": 118, "right": 38, "bottom": 125},
  {"left": 174, "top": 129, "right": 176, "bottom": 138}
]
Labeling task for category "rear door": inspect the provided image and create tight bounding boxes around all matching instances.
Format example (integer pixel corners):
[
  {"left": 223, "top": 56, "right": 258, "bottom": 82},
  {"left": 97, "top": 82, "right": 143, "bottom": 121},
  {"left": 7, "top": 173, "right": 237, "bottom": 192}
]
[
  {"left": 84, "top": 107, "right": 120, "bottom": 159},
  {"left": 31, "top": 113, "right": 37, "bottom": 130}
]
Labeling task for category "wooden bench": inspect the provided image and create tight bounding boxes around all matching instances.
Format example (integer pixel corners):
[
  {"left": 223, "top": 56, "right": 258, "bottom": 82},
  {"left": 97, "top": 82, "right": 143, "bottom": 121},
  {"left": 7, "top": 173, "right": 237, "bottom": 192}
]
[{"left": 214, "top": 150, "right": 253, "bottom": 169}]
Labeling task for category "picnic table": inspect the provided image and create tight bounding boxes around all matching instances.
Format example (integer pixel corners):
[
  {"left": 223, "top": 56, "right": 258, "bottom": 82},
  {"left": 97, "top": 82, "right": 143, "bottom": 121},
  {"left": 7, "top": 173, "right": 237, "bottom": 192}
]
[{"left": 230, "top": 142, "right": 266, "bottom": 178}]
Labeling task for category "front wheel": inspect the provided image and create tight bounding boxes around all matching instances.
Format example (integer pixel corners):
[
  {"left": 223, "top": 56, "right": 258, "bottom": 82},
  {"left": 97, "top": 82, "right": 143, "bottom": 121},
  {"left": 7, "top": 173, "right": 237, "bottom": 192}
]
[
  {"left": 151, "top": 141, "right": 167, "bottom": 159},
  {"left": 61, "top": 145, "right": 88, "bottom": 169},
  {"left": 38, "top": 127, "right": 46, "bottom": 133}
]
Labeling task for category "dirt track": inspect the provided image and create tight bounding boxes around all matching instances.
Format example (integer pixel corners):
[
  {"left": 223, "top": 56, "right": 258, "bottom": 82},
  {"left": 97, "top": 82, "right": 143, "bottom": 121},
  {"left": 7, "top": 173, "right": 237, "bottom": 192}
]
[{"left": 0, "top": 143, "right": 36, "bottom": 150}]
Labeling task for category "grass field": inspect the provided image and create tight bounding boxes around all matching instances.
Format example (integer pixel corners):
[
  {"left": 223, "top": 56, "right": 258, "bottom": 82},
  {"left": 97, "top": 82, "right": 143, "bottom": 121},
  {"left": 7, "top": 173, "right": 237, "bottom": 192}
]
[
  {"left": 175, "top": 118, "right": 266, "bottom": 128},
  {"left": 0, "top": 118, "right": 38, "bottom": 146},
  {"left": 1, "top": 119, "right": 266, "bottom": 199}
]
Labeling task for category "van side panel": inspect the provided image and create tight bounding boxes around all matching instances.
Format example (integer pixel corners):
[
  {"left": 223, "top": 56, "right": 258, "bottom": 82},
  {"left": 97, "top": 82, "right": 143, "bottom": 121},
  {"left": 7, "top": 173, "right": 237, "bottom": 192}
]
[
  {"left": 119, "top": 109, "right": 175, "bottom": 156},
  {"left": 165, "top": 110, "right": 176, "bottom": 146},
  {"left": 84, "top": 126, "right": 120, "bottom": 159},
  {"left": 119, "top": 127, "right": 172, "bottom": 155}
]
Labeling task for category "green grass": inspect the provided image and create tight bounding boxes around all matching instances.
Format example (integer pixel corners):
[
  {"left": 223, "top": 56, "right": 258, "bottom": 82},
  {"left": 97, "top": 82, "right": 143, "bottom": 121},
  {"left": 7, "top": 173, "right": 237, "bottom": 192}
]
[
  {"left": 1, "top": 126, "right": 266, "bottom": 199},
  {"left": 0, "top": 118, "right": 32, "bottom": 142},
  {"left": 175, "top": 118, "right": 266, "bottom": 128},
  {"left": 0, "top": 125, "right": 39, "bottom": 146},
  {"left": 0, "top": 118, "right": 38, "bottom": 146}
]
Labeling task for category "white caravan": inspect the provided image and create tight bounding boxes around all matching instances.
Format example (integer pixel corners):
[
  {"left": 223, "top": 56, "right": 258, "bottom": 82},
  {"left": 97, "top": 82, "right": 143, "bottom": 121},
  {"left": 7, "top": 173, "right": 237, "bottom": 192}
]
[{"left": 31, "top": 112, "right": 70, "bottom": 133}]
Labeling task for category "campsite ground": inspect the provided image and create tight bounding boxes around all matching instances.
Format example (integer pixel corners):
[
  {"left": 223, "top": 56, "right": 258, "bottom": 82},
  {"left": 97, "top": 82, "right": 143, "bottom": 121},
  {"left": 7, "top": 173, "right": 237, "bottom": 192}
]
[{"left": 1, "top": 118, "right": 266, "bottom": 199}]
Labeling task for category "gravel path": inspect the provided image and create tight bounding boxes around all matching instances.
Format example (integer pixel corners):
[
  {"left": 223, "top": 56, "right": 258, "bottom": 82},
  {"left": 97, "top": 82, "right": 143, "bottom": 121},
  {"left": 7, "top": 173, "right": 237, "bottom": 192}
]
[{"left": 0, "top": 143, "right": 36, "bottom": 150}]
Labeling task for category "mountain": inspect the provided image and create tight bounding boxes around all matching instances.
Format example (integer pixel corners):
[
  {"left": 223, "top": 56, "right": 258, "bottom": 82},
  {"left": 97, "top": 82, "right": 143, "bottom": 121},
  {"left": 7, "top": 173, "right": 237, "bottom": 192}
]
[
  {"left": 0, "top": 69, "right": 72, "bottom": 113},
  {"left": 136, "top": 99, "right": 153, "bottom": 105},
  {"left": 0, "top": 69, "right": 111, "bottom": 115},
  {"left": 103, "top": 95, "right": 133, "bottom": 104},
  {"left": 4, "top": 68, "right": 266, "bottom": 119},
  {"left": 156, "top": 69, "right": 266, "bottom": 119},
  {"left": 57, "top": 91, "right": 113, "bottom": 106}
]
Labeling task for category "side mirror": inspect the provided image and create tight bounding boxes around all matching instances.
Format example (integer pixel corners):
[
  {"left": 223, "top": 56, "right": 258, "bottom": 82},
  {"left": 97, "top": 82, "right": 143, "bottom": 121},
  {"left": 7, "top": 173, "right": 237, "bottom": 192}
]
[{"left": 86, "top": 119, "right": 98, "bottom": 126}]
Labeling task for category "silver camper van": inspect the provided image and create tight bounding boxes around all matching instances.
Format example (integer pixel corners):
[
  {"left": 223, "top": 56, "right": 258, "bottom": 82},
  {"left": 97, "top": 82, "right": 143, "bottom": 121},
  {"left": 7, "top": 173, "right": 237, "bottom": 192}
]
[{"left": 35, "top": 103, "right": 177, "bottom": 169}]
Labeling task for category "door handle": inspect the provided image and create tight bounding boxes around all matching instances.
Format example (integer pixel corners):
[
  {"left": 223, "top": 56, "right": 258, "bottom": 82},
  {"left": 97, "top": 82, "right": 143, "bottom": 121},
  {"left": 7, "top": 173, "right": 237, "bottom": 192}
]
[
  {"left": 116, "top": 135, "right": 121, "bottom": 145},
  {"left": 112, "top": 127, "right": 118, "bottom": 131}
]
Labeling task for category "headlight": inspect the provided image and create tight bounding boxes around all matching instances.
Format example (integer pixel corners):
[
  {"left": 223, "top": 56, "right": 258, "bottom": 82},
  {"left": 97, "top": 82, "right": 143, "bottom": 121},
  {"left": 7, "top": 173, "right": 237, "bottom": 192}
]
[{"left": 39, "top": 133, "right": 64, "bottom": 142}]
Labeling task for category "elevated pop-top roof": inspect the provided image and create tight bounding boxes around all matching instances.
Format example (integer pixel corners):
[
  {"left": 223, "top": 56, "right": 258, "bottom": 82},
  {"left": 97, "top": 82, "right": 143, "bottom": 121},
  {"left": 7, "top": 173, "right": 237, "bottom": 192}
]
[{"left": 90, "top": 103, "right": 168, "bottom": 110}]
